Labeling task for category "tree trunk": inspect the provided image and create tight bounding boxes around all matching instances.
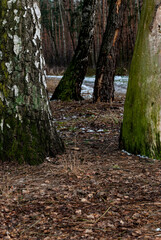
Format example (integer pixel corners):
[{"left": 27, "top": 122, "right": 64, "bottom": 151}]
[
  {"left": 93, "top": 0, "right": 125, "bottom": 103},
  {"left": 120, "top": 0, "right": 161, "bottom": 159},
  {"left": 58, "top": 0, "right": 67, "bottom": 64},
  {"left": 51, "top": 0, "right": 97, "bottom": 101},
  {"left": 0, "top": 0, "right": 64, "bottom": 164}
]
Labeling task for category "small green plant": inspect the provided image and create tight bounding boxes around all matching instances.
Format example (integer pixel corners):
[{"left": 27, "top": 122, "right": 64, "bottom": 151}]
[
  {"left": 68, "top": 126, "right": 77, "bottom": 132},
  {"left": 112, "top": 164, "right": 120, "bottom": 169}
]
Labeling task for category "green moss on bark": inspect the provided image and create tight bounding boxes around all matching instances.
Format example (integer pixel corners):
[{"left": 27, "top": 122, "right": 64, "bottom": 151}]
[
  {"left": 121, "top": 0, "right": 161, "bottom": 159},
  {"left": 0, "top": 110, "right": 63, "bottom": 165},
  {"left": 1, "top": 117, "right": 43, "bottom": 164},
  {"left": 52, "top": 64, "right": 78, "bottom": 101},
  {"left": 51, "top": 0, "right": 97, "bottom": 101},
  {"left": 0, "top": 0, "right": 64, "bottom": 165}
]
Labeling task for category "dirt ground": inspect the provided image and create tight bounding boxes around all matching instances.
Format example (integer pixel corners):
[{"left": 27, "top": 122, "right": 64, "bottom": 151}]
[{"left": 0, "top": 93, "right": 161, "bottom": 240}]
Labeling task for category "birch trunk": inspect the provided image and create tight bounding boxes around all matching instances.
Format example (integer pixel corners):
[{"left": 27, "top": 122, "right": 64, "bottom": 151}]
[
  {"left": 120, "top": 0, "right": 161, "bottom": 159},
  {"left": 0, "top": 0, "right": 64, "bottom": 164}
]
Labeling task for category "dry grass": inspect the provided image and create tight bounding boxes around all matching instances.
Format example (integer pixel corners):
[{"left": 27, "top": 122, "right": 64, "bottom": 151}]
[
  {"left": 100, "top": 112, "right": 121, "bottom": 124},
  {"left": 1, "top": 97, "right": 161, "bottom": 239}
]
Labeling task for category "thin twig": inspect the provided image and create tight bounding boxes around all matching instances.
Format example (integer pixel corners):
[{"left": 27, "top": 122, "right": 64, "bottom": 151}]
[
  {"left": 94, "top": 206, "right": 112, "bottom": 223},
  {"left": 19, "top": 219, "right": 41, "bottom": 235}
]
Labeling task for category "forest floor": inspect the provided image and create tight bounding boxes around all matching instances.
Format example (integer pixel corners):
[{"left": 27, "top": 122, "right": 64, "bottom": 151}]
[{"left": 0, "top": 93, "right": 161, "bottom": 240}]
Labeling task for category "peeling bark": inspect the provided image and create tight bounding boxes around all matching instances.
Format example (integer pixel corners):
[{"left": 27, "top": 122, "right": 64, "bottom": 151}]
[
  {"left": 0, "top": 0, "right": 64, "bottom": 164},
  {"left": 116, "top": 0, "right": 122, "bottom": 14},
  {"left": 93, "top": 0, "right": 125, "bottom": 103}
]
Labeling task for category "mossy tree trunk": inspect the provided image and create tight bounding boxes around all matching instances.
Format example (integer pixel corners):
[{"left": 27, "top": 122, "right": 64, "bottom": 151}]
[
  {"left": 0, "top": 0, "right": 64, "bottom": 164},
  {"left": 93, "top": 0, "right": 125, "bottom": 103},
  {"left": 120, "top": 0, "right": 161, "bottom": 159},
  {"left": 51, "top": 0, "right": 97, "bottom": 101}
]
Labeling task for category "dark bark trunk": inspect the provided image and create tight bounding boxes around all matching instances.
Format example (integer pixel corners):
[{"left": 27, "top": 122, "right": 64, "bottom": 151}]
[
  {"left": 51, "top": 0, "right": 97, "bottom": 101},
  {"left": 93, "top": 0, "right": 125, "bottom": 103},
  {"left": 0, "top": 0, "right": 64, "bottom": 164}
]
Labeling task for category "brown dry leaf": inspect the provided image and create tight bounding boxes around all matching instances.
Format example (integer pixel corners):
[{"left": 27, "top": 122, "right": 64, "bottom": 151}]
[{"left": 0, "top": 96, "right": 161, "bottom": 239}]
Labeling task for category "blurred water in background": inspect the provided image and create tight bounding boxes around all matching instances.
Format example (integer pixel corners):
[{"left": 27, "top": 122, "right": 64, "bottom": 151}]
[
  {"left": 47, "top": 75, "right": 128, "bottom": 99},
  {"left": 81, "top": 75, "right": 128, "bottom": 99}
]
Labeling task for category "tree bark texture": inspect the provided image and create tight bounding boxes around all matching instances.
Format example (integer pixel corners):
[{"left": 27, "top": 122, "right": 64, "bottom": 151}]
[
  {"left": 120, "top": 0, "right": 161, "bottom": 159},
  {"left": 51, "top": 0, "right": 97, "bottom": 101},
  {"left": 93, "top": 0, "right": 125, "bottom": 103},
  {"left": 0, "top": 0, "right": 64, "bottom": 164}
]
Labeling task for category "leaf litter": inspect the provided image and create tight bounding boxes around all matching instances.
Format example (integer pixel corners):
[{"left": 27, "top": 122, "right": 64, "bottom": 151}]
[{"left": 0, "top": 93, "right": 161, "bottom": 239}]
